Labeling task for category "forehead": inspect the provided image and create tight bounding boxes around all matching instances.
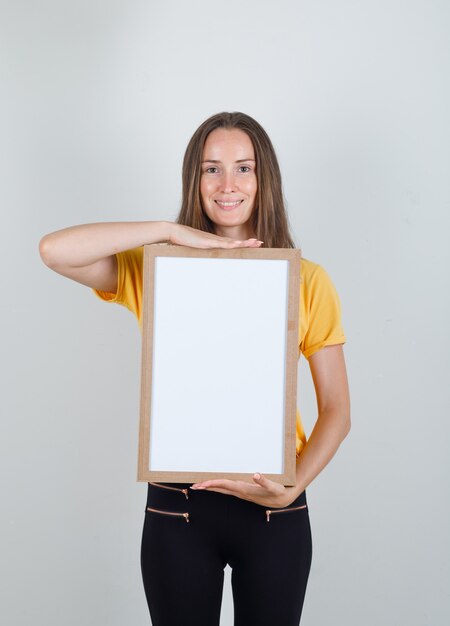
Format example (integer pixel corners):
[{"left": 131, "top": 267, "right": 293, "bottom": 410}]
[{"left": 202, "top": 128, "right": 255, "bottom": 158}]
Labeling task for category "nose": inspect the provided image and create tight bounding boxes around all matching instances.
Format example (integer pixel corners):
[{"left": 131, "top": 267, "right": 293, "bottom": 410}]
[{"left": 221, "top": 170, "right": 238, "bottom": 193}]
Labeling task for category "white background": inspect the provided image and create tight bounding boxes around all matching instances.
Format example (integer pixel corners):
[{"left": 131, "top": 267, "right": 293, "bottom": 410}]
[{"left": 1, "top": 1, "right": 449, "bottom": 624}]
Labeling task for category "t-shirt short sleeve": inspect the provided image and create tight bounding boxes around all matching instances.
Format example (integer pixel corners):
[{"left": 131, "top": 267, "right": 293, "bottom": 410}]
[
  {"left": 300, "top": 262, "right": 347, "bottom": 360},
  {"left": 91, "top": 246, "right": 143, "bottom": 326}
]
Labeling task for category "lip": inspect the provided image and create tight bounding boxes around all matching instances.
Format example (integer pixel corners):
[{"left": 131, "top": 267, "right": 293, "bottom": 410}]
[{"left": 215, "top": 200, "right": 243, "bottom": 211}]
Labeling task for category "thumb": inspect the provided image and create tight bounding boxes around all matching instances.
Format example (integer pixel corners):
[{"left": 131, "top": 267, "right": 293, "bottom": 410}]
[
  {"left": 253, "top": 473, "right": 264, "bottom": 484},
  {"left": 253, "top": 473, "right": 279, "bottom": 493}
]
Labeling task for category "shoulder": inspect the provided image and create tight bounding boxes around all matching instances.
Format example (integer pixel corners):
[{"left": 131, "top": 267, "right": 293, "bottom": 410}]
[
  {"left": 121, "top": 245, "right": 144, "bottom": 262},
  {"left": 116, "top": 245, "right": 144, "bottom": 275},
  {"left": 300, "top": 256, "right": 320, "bottom": 278},
  {"left": 299, "top": 255, "right": 343, "bottom": 308},
  {"left": 300, "top": 256, "right": 329, "bottom": 287},
  {"left": 122, "top": 244, "right": 173, "bottom": 264}
]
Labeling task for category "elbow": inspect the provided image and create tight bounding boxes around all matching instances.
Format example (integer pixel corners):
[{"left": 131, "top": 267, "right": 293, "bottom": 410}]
[
  {"left": 342, "top": 414, "right": 351, "bottom": 440},
  {"left": 39, "top": 235, "right": 56, "bottom": 267}
]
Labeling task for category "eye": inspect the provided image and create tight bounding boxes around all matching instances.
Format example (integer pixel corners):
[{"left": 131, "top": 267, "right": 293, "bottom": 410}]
[
  {"left": 238, "top": 166, "right": 251, "bottom": 173},
  {"left": 205, "top": 166, "right": 219, "bottom": 174}
]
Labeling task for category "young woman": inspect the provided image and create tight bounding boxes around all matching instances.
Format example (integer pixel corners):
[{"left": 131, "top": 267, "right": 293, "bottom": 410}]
[{"left": 39, "top": 111, "right": 351, "bottom": 626}]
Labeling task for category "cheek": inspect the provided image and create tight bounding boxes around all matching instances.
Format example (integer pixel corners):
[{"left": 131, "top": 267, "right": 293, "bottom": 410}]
[
  {"left": 246, "top": 178, "right": 258, "bottom": 201},
  {"left": 200, "top": 178, "right": 212, "bottom": 202}
]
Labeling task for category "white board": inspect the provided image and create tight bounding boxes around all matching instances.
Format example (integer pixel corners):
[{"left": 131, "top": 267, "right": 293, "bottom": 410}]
[{"left": 137, "top": 245, "right": 301, "bottom": 486}]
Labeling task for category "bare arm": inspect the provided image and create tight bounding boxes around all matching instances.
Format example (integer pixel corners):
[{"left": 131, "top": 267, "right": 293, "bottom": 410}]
[
  {"left": 292, "top": 344, "right": 351, "bottom": 498},
  {"left": 38, "top": 221, "right": 172, "bottom": 293},
  {"left": 39, "top": 220, "right": 262, "bottom": 293}
]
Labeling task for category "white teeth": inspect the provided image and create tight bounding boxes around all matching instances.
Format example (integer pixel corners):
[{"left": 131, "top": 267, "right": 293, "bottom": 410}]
[{"left": 216, "top": 201, "right": 241, "bottom": 207}]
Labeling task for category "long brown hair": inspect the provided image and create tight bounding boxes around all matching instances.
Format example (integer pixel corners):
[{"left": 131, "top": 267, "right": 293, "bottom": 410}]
[{"left": 175, "top": 112, "right": 297, "bottom": 248}]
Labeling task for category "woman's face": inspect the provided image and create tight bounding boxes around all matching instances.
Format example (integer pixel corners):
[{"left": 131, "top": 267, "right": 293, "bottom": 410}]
[{"left": 200, "top": 128, "right": 258, "bottom": 239}]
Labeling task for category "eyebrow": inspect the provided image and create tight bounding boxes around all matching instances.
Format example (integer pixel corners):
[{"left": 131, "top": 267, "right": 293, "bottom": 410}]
[{"left": 201, "top": 158, "right": 256, "bottom": 164}]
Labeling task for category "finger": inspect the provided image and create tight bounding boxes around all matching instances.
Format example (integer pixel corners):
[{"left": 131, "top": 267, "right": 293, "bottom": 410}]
[
  {"left": 252, "top": 473, "right": 284, "bottom": 495},
  {"left": 199, "top": 487, "right": 276, "bottom": 508},
  {"left": 199, "top": 487, "right": 263, "bottom": 505},
  {"left": 200, "top": 487, "right": 243, "bottom": 497},
  {"left": 190, "top": 483, "right": 244, "bottom": 497},
  {"left": 195, "top": 478, "right": 262, "bottom": 491},
  {"left": 241, "top": 239, "right": 264, "bottom": 247},
  {"left": 193, "top": 481, "right": 271, "bottom": 502},
  {"left": 192, "top": 479, "right": 240, "bottom": 490},
  {"left": 225, "top": 238, "right": 263, "bottom": 248}
]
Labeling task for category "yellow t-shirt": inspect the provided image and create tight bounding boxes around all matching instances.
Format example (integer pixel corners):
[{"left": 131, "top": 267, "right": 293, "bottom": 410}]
[{"left": 92, "top": 246, "right": 346, "bottom": 456}]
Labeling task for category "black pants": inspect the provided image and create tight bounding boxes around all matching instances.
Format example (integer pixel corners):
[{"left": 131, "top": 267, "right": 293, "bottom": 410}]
[{"left": 140, "top": 481, "right": 313, "bottom": 625}]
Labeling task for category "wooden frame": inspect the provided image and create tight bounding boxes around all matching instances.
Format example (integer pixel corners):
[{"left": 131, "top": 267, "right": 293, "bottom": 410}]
[{"left": 137, "top": 244, "right": 301, "bottom": 486}]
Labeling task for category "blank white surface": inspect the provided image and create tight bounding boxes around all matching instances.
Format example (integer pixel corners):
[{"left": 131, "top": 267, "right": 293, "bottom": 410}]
[{"left": 148, "top": 257, "right": 289, "bottom": 473}]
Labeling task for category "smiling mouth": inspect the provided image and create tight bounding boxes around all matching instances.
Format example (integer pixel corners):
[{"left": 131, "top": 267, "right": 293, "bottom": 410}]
[{"left": 215, "top": 200, "right": 243, "bottom": 210}]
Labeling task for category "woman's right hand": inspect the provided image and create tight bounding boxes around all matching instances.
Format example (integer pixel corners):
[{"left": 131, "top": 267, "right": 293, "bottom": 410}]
[{"left": 169, "top": 223, "right": 263, "bottom": 249}]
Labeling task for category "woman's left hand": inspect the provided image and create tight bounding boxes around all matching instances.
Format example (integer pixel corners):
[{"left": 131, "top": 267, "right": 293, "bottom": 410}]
[{"left": 190, "top": 473, "right": 297, "bottom": 508}]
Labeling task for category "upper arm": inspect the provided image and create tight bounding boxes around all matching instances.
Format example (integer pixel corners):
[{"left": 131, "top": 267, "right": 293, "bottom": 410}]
[
  {"left": 308, "top": 344, "right": 351, "bottom": 430},
  {"left": 40, "top": 245, "right": 119, "bottom": 293}
]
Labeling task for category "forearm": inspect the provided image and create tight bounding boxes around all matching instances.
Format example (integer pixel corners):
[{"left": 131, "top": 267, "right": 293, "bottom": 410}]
[
  {"left": 39, "top": 220, "right": 172, "bottom": 268},
  {"left": 293, "top": 408, "right": 350, "bottom": 498}
]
